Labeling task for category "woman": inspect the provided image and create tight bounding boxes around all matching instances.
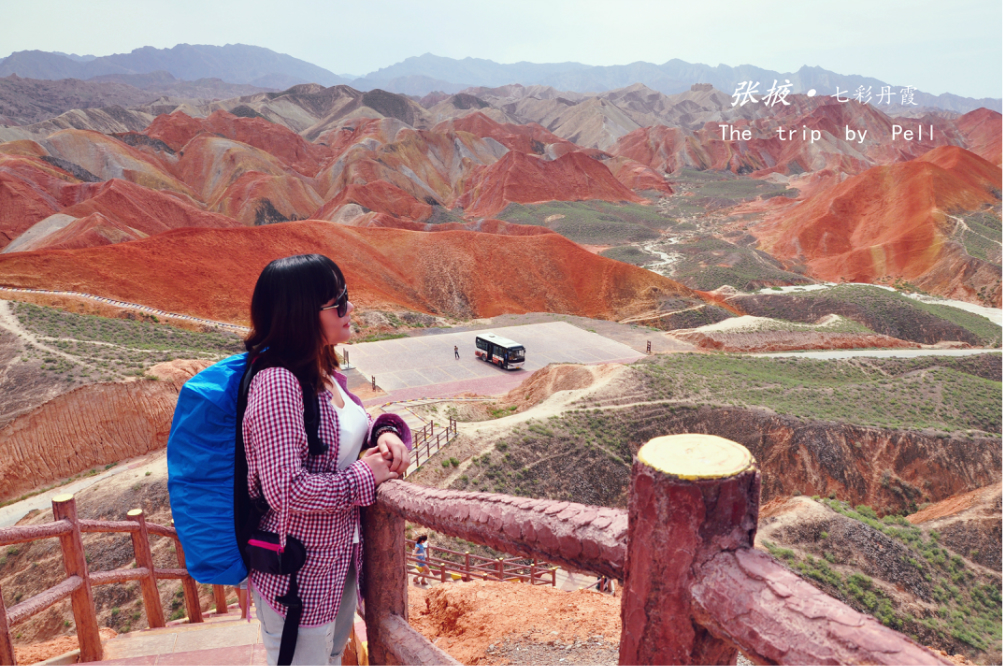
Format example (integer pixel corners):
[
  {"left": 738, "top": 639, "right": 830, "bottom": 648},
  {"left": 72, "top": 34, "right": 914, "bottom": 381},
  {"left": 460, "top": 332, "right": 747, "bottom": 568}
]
[{"left": 242, "top": 254, "right": 411, "bottom": 665}]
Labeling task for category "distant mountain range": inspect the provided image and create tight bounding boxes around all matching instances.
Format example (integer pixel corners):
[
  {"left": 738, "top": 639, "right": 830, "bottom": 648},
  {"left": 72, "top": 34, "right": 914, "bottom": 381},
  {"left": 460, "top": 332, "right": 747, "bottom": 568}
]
[
  {"left": 0, "top": 44, "right": 350, "bottom": 89},
  {"left": 1, "top": 45, "right": 999, "bottom": 113}
]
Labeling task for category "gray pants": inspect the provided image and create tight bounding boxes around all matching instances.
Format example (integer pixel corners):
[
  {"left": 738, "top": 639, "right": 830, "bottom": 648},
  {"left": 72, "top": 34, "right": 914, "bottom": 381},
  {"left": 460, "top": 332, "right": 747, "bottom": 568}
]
[{"left": 253, "top": 564, "right": 358, "bottom": 666}]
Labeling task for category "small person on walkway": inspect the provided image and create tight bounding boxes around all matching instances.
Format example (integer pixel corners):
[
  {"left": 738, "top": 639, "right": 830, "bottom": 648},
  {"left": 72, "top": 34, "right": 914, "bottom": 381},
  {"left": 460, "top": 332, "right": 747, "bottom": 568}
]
[
  {"left": 413, "top": 535, "right": 430, "bottom": 585},
  {"left": 454, "top": 345, "right": 460, "bottom": 360}
]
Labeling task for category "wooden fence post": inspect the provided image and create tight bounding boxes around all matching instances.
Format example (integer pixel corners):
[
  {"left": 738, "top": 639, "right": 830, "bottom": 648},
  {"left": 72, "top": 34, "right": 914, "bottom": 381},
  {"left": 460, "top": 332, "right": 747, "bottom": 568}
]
[
  {"left": 0, "top": 579, "right": 15, "bottom": 666},
  {"left": 619, "top": 434, "right": 759, "bottom": 666},
  {"left": 495, "top": 558, "right": 503, "bottom": 581},
  {"left": 440, "top": 563, "right": 447, "bottom": 584},
  {"left": 550, "top": 567, "right": 556, "bottom": 587},
  {"left": 464, "top": 552, "right": 471, "bottom": 582},
  {"left": 173, "top": 539, "right": 203, "bottom": 623},
  {"left": 127, "top": 509, "right": 166, "bottom": 629},
  {"left": 213, "top": 585, "right": 228, "bottom": 615},
  {"left": 51, "top": 495, "right": 102, "bottom": 664},
  {"left": 361, "top": 498, "right": 407, "bottom": 665}
]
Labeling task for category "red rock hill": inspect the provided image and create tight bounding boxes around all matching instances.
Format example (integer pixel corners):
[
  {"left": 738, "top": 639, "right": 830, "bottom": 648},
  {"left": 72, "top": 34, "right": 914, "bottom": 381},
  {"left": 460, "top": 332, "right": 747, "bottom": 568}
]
[
  {"left": 753, "top": 146, "right": 1002, "bottom": 305},
  {"left": 0, "top": 220, "right": 698, "bottom": 322}
]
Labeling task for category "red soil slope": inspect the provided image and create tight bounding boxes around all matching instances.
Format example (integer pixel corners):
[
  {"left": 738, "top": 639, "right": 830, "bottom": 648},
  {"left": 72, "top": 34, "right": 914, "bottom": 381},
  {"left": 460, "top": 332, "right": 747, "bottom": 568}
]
[
  {"left": 213, "top": 171, "right": 323, "bottom": 225},
  {"left": 0, "top": 220, "right": 697, "bottom": 322},
  {"left": 173, "top": 132, "right": 297, "bottom": 204},
  {"left": 13, "top": 179, "right": 238, "bottom": 252},
  {"left": 362, "top": 215, "right": 556, "bottom": 236},
  {"left": 20, "top": 212, "right": 145, "bottom": 251},
  {"left": 145, "top": 110, "right": 329, "bottom": 176},
  {"left": 315, "top": 181, "right": 433, "bottom": 222},
  {"left": 954, "top": 108, "right": 1002, "bottom": 166},
  {"left": 314, "top": 121, "right": 504, "bottom": 206},
  {"left": 434, "top": 112, "right": 572, "bottom": 155},
  {"left": 0, "top": 154, "right": 94, "bottom": 248},
  {"left": 753, "top": 146, "right": 1002, "bottom": 305},
  {"left": 45, "top": 129, "right": 194, "bottom": 195},
  {"left": 142, "top": 111, "right": 207, "bottom": 152},
  {"left": 456, "top": 151, "right": 648, "bottom": 218}
]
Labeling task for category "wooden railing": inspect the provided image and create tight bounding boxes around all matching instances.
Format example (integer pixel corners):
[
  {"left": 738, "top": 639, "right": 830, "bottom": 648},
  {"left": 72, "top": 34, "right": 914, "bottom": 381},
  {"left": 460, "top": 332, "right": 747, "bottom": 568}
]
[
  {"left": 403, "top": 538, "right": 557, "bottom": 586},
  {"left": 408, "top": 417, "right": 457, "bottom": 472},
  {"left": 362, "top": 434, "right": 953, "bottom": 666},
  {"left": 0, "top": 495, "right": 203, "bottom": 665}
]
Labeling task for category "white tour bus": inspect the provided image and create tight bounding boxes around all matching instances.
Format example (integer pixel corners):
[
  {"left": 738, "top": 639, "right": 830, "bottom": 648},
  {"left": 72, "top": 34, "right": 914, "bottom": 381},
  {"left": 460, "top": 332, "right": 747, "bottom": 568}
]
[{"left": 474, "top": 333, "right": 526, "bottom": 370}]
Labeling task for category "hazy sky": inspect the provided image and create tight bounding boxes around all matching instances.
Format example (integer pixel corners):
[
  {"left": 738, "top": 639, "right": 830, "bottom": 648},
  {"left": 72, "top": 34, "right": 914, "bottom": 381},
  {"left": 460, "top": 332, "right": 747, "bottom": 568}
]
[{"left": 2, "top": 0, "right": 1001, "bottom": 98}]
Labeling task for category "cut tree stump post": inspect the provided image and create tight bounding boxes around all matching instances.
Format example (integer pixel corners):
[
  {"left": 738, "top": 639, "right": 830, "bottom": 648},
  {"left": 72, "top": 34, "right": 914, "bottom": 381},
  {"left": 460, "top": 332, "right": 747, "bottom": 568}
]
[
  {"left": 618, "top": 434, "right": 760, "bottom": 666},
  {"left": 127, "top": 509, "right": 166, "bottom": 629},
  {"left": 52, "top": 495, "right": 103, "bottom": 664},
  {"left": 361, "top": 497, "right": 407, "bottom": 665}
]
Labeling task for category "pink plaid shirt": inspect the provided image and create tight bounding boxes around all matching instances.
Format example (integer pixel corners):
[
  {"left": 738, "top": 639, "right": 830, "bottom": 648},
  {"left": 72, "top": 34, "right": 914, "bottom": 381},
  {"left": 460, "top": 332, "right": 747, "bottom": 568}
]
[{"left": 243, "top": 367, "right": 409, "bottom": 626}]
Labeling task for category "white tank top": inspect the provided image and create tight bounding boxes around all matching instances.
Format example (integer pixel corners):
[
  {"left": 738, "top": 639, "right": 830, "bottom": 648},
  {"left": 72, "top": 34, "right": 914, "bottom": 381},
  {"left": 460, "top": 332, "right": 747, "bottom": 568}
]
[
  {"left": 333, "top": 381, "right": 369, "bottom": 472},
  {"left": 332, "top": 381, "right": 369, "bottom": 544}
]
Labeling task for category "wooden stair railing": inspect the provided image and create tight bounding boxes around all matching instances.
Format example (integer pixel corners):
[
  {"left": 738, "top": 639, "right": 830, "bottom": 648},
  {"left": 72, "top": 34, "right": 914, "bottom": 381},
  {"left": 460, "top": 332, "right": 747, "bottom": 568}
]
[
  {"left": 363, "top": 434, "right": 953, "bottom": 666},
  {"left": 403, "top": 539, "right": 558, "bottom": 586},
  {"left": 0, "top": 495, "right": 203, "bottom": 666}
]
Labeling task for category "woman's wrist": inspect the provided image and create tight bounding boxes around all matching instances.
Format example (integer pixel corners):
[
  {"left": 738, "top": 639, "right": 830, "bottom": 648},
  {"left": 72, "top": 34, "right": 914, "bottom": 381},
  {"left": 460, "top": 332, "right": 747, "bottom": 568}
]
[{"left": 372, "top": 424, "right": 401, "bottom": 446}]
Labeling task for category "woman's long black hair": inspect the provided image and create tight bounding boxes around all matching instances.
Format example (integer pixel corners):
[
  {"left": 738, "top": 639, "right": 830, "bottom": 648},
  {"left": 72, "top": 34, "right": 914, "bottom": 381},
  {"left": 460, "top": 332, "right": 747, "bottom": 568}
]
[{"left": 244, "top": 254, "right": 345, "bottom": 394}]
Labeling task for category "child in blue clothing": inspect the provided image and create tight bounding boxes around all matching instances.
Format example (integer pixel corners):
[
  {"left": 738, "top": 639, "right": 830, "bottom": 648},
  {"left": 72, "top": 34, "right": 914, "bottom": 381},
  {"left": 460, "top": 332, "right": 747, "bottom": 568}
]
[{"left": 413, "top": 535, "right": 429, "bottom": 586}]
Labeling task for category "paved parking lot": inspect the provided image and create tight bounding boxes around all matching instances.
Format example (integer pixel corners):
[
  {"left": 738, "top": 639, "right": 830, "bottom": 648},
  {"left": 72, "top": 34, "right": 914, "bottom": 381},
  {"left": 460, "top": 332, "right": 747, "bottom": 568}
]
[{"left": 348, "top": 322, "right": 643, "bottom": 400}]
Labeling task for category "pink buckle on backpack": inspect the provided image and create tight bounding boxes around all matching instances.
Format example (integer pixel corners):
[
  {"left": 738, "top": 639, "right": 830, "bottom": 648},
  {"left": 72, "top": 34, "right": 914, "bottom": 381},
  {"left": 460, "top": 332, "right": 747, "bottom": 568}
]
[{"left": 248, "top": 538, "right": 284, "bottom": 553}]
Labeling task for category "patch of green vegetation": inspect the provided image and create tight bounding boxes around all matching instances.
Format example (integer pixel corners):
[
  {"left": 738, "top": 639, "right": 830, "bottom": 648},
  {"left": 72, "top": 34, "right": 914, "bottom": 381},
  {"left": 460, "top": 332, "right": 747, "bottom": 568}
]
[
  {"left": 636, "top": 353, "right": 1002, "bottom": 434},
  {"left": 495, "top": 200, "right": 665, "bottom": 245},
  {"left": 599, "top": 245, "right": 652, "bottom": 266},
  {"left": 909, "top": 302, "right": 1001, "bottom": 347},
  {"left": 664, "top": 235, "right": 813, "bottom": 291},
  {"left": 658, "top": 169, "right": 797, "bottom": 218},
  {"left": 822, "top": 286, "right": 999, "bottom": 346},
  {"left": 12, "top": 302, "right": 244, "bottom": 381},
  {"left": 739, "top": 285, "right": 1002, "bottom": 347},
  {"left": 692, "top": 179, "right": 794, "bottom": 200},
  {"left": 353, "top": 332, "right": 409, "bottom": 343},
  {"left": 487, "top": 404, "right": 518, "bottom": 419},
  {"left": 794, "top": 499, "right": 1003, "bottom": 653},
  {"left": 729, "top": 315, "right": 875, "bottom": 335},
  {"left": 645, "top": 304, "right": 735, "bottom": 331},
  {"left": 953, "top": 206, "right": 1002, "bottom": 266},
  {"left": 424, "top": 205, "right": 466, "bottom": 225}
]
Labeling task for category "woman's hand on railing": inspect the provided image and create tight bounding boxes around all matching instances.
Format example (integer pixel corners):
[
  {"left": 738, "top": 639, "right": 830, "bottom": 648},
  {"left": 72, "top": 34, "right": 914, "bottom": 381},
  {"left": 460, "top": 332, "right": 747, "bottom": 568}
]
[
  {"left": 361, "top": 447, "right": 400, "bottom": 485},
  {"left": 377, "top": 432, "right": 411, "bottom": 474}
]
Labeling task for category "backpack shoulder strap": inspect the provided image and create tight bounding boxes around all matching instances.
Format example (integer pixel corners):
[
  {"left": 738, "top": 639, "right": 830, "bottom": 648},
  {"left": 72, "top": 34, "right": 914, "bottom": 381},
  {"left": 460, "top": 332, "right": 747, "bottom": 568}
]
[{"left": 233, "top": 356, "right": 327, "bottom": 566}]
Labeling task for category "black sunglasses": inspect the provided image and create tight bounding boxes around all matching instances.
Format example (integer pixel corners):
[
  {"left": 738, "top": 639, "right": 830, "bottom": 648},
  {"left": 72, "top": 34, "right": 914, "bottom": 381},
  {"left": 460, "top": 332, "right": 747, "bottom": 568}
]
[{"left": 319, "top": 286, "right": 349, "bottom": 317}]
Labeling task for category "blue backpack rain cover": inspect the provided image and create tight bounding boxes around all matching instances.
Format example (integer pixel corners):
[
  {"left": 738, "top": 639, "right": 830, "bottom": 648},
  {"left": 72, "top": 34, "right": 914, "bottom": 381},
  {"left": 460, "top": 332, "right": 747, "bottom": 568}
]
[{"left": 167, "top": 353, "right": 249, "bottom": 585}]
